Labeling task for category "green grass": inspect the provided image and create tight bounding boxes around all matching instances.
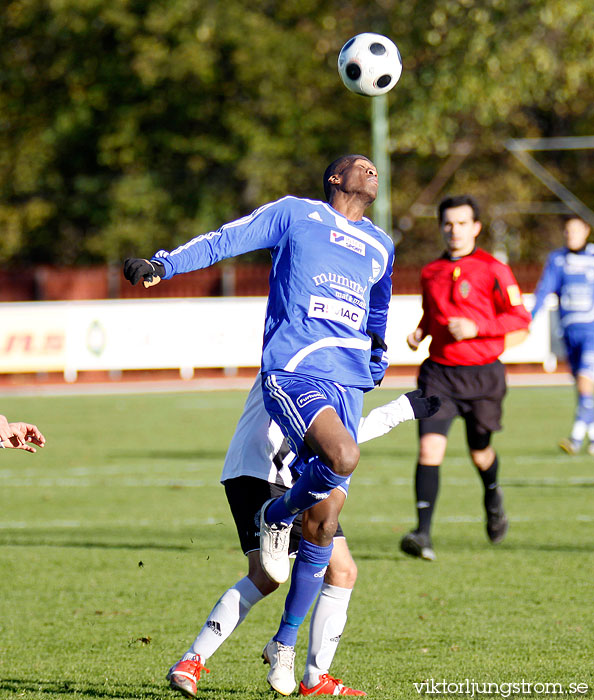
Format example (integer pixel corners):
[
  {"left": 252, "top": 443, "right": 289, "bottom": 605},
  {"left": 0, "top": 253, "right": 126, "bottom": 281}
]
[{"left": 0, "top": 387, "right": 592, "bottom": 699}]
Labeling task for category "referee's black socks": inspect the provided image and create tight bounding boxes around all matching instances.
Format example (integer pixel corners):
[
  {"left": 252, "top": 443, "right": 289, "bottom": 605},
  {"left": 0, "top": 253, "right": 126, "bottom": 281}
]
[
  {"left": 477, "top": 454, "right": 499, "bottom": 509},
  {"left": 415, "top": 463, "right": 439, "bottom": 535}
]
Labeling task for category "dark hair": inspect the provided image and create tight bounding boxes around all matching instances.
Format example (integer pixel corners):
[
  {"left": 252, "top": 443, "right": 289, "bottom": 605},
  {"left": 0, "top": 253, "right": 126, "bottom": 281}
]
[
  {"left": 438, "top": 195, "right": 481, "bottom": 224},
  {"left": 323, "top": 154, "right": 371, "bottom": 201},
  {"left": 562, "top": 213, "right": 590, "bottom": 227}
]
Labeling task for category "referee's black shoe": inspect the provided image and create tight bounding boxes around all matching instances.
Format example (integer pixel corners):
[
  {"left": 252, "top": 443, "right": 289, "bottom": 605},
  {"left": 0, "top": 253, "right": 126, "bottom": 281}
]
[
  {"left": 400, "top": 530, "right": 436, "bottom": 561},
  {"left": 485, "top": 487, "right": 508, "bottom": 544}
]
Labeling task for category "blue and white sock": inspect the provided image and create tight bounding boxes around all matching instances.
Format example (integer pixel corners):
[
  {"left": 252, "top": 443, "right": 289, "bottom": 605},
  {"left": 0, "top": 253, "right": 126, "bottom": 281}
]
[
  {"left": 574, "top": 393, "right": 594, "bottom": 432},
  {"left": 265, "top": 457, "right": 348, "bottom": 526},
  {"left": 570, "top": 394, "right": 593, "bottom": 444},
  {"left": 273, "top": 539, "right": 333, "bottom": 648}
]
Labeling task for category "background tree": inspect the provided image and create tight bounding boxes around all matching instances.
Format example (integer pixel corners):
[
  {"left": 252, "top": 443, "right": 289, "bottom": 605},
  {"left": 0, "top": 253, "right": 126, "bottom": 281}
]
[{"left": 1, "top": 0, "right": 593, "bottom": 266}]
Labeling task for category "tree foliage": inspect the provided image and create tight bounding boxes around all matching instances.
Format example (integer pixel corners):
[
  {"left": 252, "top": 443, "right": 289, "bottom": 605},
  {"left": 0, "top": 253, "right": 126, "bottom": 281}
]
[{"left": 1, "top": 0, "right": 593, "bottom": 265}]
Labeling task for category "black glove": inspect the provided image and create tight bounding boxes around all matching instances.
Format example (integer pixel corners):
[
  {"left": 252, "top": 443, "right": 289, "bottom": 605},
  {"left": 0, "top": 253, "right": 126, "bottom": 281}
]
[
  {"left": 367, "top": 331, "right": 388, "bottom": 386},
  {"left": 405, "top": 389, "right": 441, "bottom": 419},
  {"left": 367, "top": 331, "right": 388, "bottom": 353},
  {"left": 123, "top": 258, "right": 165, "bottom": 286}
]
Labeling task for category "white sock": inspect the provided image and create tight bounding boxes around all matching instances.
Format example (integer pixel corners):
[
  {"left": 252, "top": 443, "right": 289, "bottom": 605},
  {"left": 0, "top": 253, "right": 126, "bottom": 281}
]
[
  {"left": 587, "top": 424, "right": 594, "bottom": 442},
  {"left": 357, "top": 393, "right": 415, "bottom": 444},
  {"left": 571, "top": 420, "right": 587, "bottom": 443},
  {"left": 186, "top": 577, "right": 264, "bottom": 661},
  {"left": 302, "top": 583, "right": 352, "bottom": 689}
]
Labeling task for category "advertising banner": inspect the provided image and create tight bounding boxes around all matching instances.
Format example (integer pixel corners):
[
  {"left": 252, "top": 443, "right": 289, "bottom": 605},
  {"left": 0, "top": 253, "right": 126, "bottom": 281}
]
[{"left": 0, "top": 295, "right": 551, "bottom": 377}]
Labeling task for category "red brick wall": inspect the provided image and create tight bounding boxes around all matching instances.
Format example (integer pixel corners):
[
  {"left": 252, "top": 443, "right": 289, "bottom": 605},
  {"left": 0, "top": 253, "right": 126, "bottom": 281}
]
[{"left": 0, "top": 262, "right": 543, "bottom": 301}]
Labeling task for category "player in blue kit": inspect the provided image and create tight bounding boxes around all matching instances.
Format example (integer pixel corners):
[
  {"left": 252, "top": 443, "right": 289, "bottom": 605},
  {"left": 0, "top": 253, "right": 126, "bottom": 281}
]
[
  {"left": 161, "top": 378, "right": 437, "bottom": 698},
  {"left": 532, "top": 215, "right": 594, "bottom": 454},
  {"left": 124, "top": 155, "right": 436, "bottom": 694}
]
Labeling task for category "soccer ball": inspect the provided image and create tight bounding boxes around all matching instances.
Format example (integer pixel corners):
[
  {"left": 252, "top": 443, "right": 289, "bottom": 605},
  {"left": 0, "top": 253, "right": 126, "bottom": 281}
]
[{"left": 337, "top": 33, "right": 402, "bottom": 97}]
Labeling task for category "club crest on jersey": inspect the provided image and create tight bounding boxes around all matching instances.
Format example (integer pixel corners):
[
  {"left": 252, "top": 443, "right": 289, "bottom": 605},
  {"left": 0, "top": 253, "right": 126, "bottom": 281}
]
[
  {"left": 459, "top": 280, "right": 471, "bottom": 298},
  {"left": 369, "top": 258, "right": 381, "bottom": 282},
  {"left": 297, "top": 391, "right": 326, "bottom": 408},
  {"left": 308, "top": 296, "right": 363, "bottom": 330},
  {"left": 330, "top": 230, "right": 366, "bottom": 256}
]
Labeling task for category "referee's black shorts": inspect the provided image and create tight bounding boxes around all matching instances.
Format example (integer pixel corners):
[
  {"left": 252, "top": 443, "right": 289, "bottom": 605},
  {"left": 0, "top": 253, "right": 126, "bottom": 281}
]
[
  {"left": 224, "top": 475, "right": 345, "bottom": 556},
  {"left": 417, "top": 358, "right": 507, "bottom": 448}
]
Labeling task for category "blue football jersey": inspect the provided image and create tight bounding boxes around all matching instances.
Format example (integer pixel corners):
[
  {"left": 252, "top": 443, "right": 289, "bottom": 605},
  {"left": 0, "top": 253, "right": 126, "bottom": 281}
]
[
  {"left": 532, "top": 244, "right": 594, "bottom": 334},
  {"left": 152, "top": 196, "right": 394, "bottom": 388}
]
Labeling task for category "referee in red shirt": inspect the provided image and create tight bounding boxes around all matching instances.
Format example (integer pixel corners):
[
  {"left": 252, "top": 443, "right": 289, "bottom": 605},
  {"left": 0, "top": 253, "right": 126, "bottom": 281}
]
[{"left": 401, "top": 195, "right": 531, "bottom": 561}]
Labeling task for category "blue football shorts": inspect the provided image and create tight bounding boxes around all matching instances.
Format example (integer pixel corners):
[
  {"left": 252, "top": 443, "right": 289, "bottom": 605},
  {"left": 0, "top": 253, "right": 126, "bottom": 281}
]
[
  {"left": 261, "top": 370, "right": 363, "bottom": 492},
  {"left": 565, "top": 333, "right": 594, "bottom": 380}
]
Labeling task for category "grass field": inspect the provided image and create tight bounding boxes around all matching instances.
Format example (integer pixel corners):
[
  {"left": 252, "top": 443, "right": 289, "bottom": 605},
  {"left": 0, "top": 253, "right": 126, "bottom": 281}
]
[{"left": 0, "top": 386, "right": 592, "bottom": 700}]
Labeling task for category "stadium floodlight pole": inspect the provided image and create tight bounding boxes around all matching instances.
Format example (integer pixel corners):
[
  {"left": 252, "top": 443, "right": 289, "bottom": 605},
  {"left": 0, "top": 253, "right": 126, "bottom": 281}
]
[
  {"left": 371, "top": 93, "right": 392, "bottom": 238},
  {"left": 505, "top": 137, "right": 594, "bottom": 228}
]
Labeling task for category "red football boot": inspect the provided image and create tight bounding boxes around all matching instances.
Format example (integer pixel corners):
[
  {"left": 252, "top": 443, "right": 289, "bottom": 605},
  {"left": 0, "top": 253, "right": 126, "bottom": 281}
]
[
  {"left": 299, "top": 674, "right": 367, "bottom": 696},
  {"left": 166, "top": 654, "right": 210, "bottom": 698}
]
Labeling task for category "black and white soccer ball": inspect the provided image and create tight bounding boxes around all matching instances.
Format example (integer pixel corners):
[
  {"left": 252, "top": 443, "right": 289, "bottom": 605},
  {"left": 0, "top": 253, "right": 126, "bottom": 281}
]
[{"left": 337, "top": 33, "right": 402, "bottom": 97}]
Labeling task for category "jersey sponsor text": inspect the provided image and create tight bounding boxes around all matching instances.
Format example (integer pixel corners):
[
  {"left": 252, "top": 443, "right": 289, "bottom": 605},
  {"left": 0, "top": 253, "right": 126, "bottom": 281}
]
[
  {"left": 308, "top": 296, "right": 364, "bottom": 330},
  {"left": 330, "top": 230, "right": 366, "bottom": 256}
]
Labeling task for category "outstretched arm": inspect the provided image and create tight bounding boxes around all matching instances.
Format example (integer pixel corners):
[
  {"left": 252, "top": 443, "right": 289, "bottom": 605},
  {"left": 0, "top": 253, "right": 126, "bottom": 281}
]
[
  {"left": 123, "top": 197, "right": 294, "bottom": 288},
  {"left": 357, "top": 390, "right": 441, "bottom": 444}
]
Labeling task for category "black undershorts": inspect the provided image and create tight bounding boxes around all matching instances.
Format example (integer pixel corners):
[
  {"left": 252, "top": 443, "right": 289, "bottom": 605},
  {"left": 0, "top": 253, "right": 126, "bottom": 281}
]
[{"left": 224, "top": 475, "right": 345, "bottom": 556}]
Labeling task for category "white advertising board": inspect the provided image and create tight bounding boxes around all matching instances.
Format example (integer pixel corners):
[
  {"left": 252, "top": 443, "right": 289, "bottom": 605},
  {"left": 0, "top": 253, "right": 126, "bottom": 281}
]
[
  {"left": 0, "top": 294, "right": 551, "bottom": 377},
  {"left": 383, "top": 294, "right": 552, "bottom": 365}
]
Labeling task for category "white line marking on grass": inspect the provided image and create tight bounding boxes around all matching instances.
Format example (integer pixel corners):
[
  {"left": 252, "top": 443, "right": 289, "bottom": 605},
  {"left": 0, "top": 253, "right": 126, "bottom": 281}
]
[
  {"left": 2, "top": 472, "right": 592, "bottom": 488},
  {"left": 0, "top": 478, "right": 207, "bottom": 487},
  {"left": 1, "top": 513, "right": 591, "bottom": 530},
  {"left": 0, "top": 516, "right": 224, "bottom": 529},
  {"left": 0, "top": 462, "right": 215, "bottom": 479},
  {"left": 356, "top": 476, "right": 594, "bottom": 488},
  {"left": 68, "top": 465, "right": 205, "bottom": 476},
  {"left": 367, "top": 513, "right": 590, "bottom": 524}
]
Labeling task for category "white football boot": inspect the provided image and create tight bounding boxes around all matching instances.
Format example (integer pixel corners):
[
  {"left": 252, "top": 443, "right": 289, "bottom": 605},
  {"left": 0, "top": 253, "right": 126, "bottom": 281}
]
[
  {"left": 259, "top": 498, "right": 292, "bottom": 584},
  {"left": 262, "top": 638, "right": 296, "bottom": 696}
]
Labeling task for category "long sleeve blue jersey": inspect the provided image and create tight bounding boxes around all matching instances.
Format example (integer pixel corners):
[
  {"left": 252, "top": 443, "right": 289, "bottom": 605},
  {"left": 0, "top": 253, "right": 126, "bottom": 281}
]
[
  {"left": 532, "top": 244, "right": 594, "bottom": 335},
  {"left": 152, "top": 195, "right": 395, "bottom": 389}
]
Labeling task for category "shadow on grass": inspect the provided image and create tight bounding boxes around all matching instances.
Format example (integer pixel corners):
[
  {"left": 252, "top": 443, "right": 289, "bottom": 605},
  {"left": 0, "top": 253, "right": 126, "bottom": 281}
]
[
  {"left": 0, "top": 679, "right": 163, "bottom": 699},
  {"left": 0, "top": 540, "right": 192, "bottom": 551},
  {"left": 351, "top": 538, "right": 594, "bottom": 560},
  {"left": 494, "top": 541, "right": 594, "bottom": 553},
  {"left": 0, "top": 678, "right": 244, "bottom": 698},
  {"left": 350, "top": 550, "right": 399, "bottom": 562}
]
